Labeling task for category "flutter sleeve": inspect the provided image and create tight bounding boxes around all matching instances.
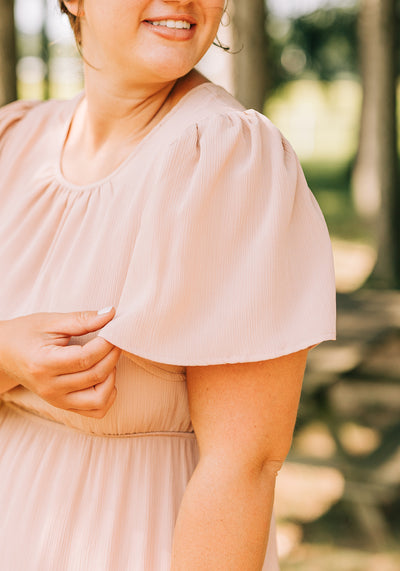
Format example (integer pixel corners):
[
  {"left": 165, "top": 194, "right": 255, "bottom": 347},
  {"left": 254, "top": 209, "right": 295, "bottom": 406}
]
[
  {"left": 0, "top": 99, "right": 39, "bottom": 155},
  {"left": 99, "top": 110, "right": 336, "bottom": 365}
]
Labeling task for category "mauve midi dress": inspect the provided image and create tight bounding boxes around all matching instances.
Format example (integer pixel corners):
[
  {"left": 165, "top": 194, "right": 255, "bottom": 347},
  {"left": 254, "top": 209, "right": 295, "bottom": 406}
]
[{"left": 0, "top": 83, "right": 336, "bottom": 570}]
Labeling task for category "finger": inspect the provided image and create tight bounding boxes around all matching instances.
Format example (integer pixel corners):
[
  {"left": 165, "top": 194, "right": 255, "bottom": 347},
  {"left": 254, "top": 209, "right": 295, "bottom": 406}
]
[
  {"left": 64, "top": 368, "right": 116, "bottom": 411},
  {"left": 43, "top": 307, "right": 116, "bottom": 339},
  {"left": 67, "top": 386, "right": 118, "bottom": 419},
  {"left": 56, "top": 347, "right": 121, "bottom": 392},
  {"left": 45, "top": 336, "right": 119, "bottom": 375}
]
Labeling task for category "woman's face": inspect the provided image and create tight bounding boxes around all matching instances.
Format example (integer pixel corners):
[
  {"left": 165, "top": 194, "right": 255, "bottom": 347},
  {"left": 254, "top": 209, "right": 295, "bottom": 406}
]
[{"left": 68, "top": 0, "right": 225, "bottom": 85}]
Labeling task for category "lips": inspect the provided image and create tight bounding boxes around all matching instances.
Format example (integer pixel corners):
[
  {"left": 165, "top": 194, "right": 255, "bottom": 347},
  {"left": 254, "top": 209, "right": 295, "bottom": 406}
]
[
  {"left": 147, "top": 20, "right": 192, "bottom": 30},
  {"left": 143, "top": 16, "right": 197, "bottom": 40},
  {"left": 145, "top": 14, "right": 196, "bottom": 26}
]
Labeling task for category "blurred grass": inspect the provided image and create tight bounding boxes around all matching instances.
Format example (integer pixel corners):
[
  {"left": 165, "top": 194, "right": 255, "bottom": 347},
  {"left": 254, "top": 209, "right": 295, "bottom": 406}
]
[
  {"left": 281, "top": 545, "right": 400, "bottom": 571},
  {"left": 265, "top": 79, "right": 375, "bottom": 247},
  {"left": 265, "top": 79, "right": 361, "bottom": 164},
  {"left": 302, "top": 159, "right": 373, "bottom": 244}
]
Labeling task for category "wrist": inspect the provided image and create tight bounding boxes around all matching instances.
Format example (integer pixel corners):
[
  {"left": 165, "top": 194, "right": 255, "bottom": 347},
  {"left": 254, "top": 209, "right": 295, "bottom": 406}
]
[
  {"left": 0, "top": 319, "right": 7, "bottom": 372},
  {"left": 0, "top": 320, "right": 19, "bottom": 394}
]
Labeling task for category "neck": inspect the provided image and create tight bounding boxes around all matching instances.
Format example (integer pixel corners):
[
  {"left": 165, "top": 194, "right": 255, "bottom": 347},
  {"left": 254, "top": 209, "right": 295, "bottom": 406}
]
[
  {"left": 61, "top": 68, "right": 207, "bottom": 185},
  {"left": 78, "top": 69, "right": 181, "bottom": 151}
]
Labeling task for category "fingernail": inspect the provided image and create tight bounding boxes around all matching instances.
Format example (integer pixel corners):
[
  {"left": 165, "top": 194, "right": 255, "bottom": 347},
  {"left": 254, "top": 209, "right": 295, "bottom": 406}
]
[{"left": 97, "top": 306, "right": 113, "bottom": 315}]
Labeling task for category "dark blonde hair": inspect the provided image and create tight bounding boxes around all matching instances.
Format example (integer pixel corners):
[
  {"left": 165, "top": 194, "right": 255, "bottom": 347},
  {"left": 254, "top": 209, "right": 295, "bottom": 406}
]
[{"left": 59, "top": 0, "right": 83, "bottom": 45}]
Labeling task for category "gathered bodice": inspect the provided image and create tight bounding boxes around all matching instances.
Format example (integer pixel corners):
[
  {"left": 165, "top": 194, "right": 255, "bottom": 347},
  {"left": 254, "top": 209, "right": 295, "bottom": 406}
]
[{"left": 2, "top": 353, "right": 191, "bottom": 436}]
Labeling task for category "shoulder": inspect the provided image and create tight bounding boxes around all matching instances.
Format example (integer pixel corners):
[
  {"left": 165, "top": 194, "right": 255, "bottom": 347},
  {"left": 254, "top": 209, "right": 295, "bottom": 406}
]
[
  {"left": 0, "top": 99, "right": 39, "bottom": 148},
  {"left": 170, "top": 83, "right": 284, "bottom": 142},
  {"left": 165, "top": 84, "right": 294, "bottom": 176},
  {"left": 194, "top": 108, "right": 293, "bottom": 174},
  {"left": 0, "top": 96, "right": 78, "bottom": 157},
  {"left": 160, "top": 89, "right": 299, "bottom": 210}
]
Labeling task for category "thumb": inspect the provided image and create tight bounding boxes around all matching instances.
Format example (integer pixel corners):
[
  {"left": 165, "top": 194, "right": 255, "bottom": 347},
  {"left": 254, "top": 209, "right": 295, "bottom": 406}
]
[{"left": 49, "top": 307, "right": 116, "bottom": 338}]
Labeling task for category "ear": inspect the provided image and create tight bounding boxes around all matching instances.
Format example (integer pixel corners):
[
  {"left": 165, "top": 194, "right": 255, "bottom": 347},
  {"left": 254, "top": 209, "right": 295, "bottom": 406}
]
[{"left": 63, "top": 0, "right": 83, "bottom": 18}]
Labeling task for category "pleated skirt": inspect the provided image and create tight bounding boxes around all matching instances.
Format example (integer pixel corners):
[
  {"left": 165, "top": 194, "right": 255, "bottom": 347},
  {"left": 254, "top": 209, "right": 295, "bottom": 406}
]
[{"left": 0, "top": 403, "right": 279, "bottom": 571}]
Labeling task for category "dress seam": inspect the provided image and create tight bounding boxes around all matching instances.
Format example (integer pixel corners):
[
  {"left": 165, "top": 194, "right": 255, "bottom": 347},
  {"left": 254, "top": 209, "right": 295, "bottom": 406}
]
[{"left": 1, "top": 401, "right": 196, "bottom": 440}]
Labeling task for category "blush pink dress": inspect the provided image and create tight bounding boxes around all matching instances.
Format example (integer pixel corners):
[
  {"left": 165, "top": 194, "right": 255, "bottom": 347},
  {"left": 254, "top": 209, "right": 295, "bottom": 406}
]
[{"left": 0, "top": 83, "right": 336, "bottom": 570}]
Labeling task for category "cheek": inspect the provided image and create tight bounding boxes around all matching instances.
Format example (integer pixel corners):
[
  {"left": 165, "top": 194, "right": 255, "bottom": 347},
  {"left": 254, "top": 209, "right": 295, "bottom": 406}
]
[
  {"left": 80, "top": 8, "right": 135, "bottom": 59},
  {"left": 207, "top": 1, "right": 226, "bottom": 17},
  {"left": 204, "top": 3, "right": 225, "bottom": 35},
  {"left": 81, "top": 1, "right": 133, "bottom": 39}
]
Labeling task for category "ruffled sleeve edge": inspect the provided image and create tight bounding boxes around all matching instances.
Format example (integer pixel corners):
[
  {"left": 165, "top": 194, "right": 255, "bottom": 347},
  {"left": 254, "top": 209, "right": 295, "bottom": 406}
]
[{"left": 98, "top": 328, "right": 337, "bottom": 367}]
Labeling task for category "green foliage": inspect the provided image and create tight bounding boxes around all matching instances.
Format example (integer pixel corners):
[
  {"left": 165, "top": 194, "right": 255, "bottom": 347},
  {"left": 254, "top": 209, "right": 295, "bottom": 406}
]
[{"left": 268, "top": 7, "right": 358, "bottom": 91}]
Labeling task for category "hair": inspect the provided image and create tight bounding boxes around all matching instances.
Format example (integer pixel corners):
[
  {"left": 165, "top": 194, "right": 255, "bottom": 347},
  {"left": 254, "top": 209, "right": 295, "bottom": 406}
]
[{"left": 59, "top": 0, "right": 83, "bottom": 45}]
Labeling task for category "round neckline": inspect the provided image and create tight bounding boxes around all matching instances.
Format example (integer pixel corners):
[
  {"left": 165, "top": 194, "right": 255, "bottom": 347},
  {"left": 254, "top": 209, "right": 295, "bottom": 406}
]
[{"left": 55, "top": 82, "right": 218, "bottom": 192}]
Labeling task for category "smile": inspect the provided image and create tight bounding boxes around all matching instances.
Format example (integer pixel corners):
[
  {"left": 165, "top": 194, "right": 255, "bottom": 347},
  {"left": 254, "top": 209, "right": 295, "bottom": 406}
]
[{"left": 147, "top": 20, "right": 192, "bottom": 30}]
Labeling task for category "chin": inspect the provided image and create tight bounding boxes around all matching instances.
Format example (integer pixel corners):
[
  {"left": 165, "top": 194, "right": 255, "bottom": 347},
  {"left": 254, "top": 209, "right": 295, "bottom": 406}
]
[
  {"left": 143, "top": 62, "right": 196, "bottom": 84},
  {"left": 139, "top": 47, "right": 201, "bottom": 79}
]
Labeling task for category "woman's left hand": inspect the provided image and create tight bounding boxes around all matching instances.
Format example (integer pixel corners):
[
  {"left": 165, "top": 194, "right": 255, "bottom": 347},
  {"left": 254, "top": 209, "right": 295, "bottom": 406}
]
[{"left": 0, "top": 309, "right": 121, "bottom": 418}]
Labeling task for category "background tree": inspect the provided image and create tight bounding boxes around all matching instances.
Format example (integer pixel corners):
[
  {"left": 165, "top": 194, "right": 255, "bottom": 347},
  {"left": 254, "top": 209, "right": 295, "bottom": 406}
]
[
  {"left": 231, "top": 0, "right": 269, "bottom": 111},
  {"left": 0, "top": 0, "right": 17, "bottom": 106},
  {"left": 352, "top": 0, "right": 400, "bottom": 288}
]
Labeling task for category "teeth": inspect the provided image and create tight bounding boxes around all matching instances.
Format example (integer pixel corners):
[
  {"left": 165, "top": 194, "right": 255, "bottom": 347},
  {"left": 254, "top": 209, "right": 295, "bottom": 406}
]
[{"left": 149, "top": 20, "right": 191, "bottom": 30}]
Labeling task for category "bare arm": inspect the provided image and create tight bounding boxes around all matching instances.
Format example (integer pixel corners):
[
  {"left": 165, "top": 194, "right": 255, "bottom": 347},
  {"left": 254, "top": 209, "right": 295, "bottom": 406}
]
[
  {"left": 171, "top": 349, "right": 309, "bottom": 570},
  {"left": 0, "top": 309, "right": 121, "bottom": 418},
  {"left": 0, "top": 371, "right": 18, "bottom": 394}
]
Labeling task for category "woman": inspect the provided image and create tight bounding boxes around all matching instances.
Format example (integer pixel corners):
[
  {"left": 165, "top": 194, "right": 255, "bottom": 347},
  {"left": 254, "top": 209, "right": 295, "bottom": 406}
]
[{"left": 0, "top": 0, "right": 336, "bottom": 569}]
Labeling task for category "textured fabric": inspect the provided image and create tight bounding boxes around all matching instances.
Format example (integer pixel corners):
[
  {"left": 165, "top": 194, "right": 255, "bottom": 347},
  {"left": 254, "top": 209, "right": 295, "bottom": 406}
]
[{"left": 0, "top": 83, "right": 335, "bottom": 570}]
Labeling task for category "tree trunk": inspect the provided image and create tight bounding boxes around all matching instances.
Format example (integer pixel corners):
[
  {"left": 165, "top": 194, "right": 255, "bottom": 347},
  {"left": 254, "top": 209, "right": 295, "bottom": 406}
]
[
  {"left": 41, "top": 0, "right": 50, "bottom": 100},
  {"left": 231, "top": 0, "right": 268, "bottom": 112},
  {"left": 352, "top": 0, "right": 400, "bottom": 288},
  {"left": 0, "top": 0, "right": 17, "bottom": 107}
]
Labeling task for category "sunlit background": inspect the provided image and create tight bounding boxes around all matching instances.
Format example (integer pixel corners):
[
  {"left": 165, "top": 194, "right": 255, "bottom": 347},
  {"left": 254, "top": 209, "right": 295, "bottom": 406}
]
[{"left": 7, "top": 1, "right": 400, "bottom": 569}]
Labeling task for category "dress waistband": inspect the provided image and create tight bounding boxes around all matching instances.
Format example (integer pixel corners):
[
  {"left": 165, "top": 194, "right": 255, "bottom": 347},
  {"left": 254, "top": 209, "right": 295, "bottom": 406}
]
[{"left": 0, "top": 401, "right": 196, "bottom": 440}]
